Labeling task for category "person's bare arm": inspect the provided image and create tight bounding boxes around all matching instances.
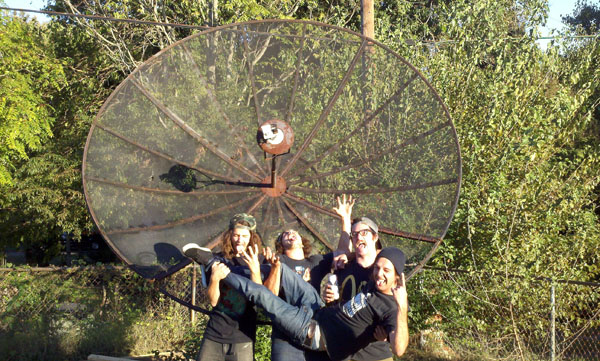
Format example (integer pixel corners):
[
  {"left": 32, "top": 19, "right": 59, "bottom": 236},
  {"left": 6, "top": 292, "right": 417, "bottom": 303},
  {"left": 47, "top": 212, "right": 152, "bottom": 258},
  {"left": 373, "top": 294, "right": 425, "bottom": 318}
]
[
  {"left": 207, "top": 262, "right": 230, "bottom": 307},
  {"left": 262, "top": 247, "right": 281, "bottom": 295},
  {"left": 389, "top": 273, "right": 409, "bottom": 357},
  {"left": 333, "top": 194, "right": 354, "bottom": 255}
]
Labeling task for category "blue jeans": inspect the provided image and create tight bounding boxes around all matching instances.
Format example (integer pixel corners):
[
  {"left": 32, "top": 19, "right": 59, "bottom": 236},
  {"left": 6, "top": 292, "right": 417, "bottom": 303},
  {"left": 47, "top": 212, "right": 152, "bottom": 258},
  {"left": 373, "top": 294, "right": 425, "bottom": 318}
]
[{"left": 225, "top": 263, "right": 324, "bottom": 348}]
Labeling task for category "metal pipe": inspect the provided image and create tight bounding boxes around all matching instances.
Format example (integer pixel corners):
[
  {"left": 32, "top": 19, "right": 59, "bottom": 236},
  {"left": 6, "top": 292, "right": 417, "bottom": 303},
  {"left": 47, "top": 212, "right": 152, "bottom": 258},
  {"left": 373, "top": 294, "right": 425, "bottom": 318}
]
[
  {"left": 271, "top": 156, "right": 277, "bottom": 189},
  {"left": 551, "top": 283, "right": 556, "bottom": 361}
]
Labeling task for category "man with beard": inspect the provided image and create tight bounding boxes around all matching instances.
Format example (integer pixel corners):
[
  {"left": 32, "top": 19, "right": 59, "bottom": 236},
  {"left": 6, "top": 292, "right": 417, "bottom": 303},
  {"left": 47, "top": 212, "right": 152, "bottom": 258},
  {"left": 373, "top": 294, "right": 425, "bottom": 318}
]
[{"left": 270, "top": 228, "right": 334, "bottom": 360}]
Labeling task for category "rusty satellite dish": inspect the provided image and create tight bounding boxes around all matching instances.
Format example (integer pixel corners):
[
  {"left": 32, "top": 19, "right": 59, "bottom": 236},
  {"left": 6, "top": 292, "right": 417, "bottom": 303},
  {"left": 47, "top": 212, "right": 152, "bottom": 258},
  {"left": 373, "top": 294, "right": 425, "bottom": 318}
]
[{"left": 82, "top": 20, "right": 461, "bottom": 287}]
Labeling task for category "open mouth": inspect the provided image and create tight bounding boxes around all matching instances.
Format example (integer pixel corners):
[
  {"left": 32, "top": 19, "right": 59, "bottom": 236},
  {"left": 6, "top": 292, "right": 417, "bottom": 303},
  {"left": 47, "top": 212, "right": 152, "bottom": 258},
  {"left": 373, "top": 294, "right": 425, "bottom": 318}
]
[{"left": 356, "top": 241, "right": 367, "bottom": 250}]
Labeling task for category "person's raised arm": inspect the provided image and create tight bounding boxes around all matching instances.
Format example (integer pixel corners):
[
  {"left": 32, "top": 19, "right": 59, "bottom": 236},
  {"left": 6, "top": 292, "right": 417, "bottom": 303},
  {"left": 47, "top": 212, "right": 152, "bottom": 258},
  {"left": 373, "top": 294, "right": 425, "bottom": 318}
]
[
  {"left": 333, "top": 194, "right": 354, "bottom": 256},
  {"left": 389, "top": 273, "right": 409, "bottom": 357},
  {"left": 207, "top": 262, "right": 230, "bottom": 307},
  {"left": 262, "top": 247, "right": 281, "bottom": 295}
]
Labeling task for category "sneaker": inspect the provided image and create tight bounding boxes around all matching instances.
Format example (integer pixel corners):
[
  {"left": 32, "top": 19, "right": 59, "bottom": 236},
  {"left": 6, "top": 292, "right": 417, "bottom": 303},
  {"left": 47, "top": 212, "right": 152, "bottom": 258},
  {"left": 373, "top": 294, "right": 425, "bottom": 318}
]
[{"left": 182, "top": 243, "right": 214, "bottom": 266}]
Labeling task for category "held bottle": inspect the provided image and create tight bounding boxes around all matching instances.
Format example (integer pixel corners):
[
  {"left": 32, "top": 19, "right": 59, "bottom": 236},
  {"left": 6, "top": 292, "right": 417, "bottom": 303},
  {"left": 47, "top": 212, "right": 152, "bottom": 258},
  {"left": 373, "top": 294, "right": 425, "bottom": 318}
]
[{"left": 328, "top": 274, "right": 339, "bottom": 301}]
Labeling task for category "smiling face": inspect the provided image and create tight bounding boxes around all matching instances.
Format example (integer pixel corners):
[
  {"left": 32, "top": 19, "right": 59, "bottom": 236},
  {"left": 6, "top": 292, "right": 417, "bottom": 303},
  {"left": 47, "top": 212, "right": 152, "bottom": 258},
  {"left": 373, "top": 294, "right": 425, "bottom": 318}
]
[
  {"left": 230, "top": 227, "right": 251, "bottom": 256},
  {"left": 280, "top": 229, "right": 303, "bottom": 251},
  {"left": 351, "top": 222, "right": 378, "bottom": 258},
  {"left": 372, "top": 257, "right": 398, "bottom": 295}
]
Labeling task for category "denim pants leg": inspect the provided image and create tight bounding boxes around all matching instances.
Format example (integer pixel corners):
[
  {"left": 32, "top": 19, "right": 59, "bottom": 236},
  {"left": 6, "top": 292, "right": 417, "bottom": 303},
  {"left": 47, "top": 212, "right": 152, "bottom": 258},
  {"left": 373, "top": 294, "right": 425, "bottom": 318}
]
[
  {"left": 229, "top": 264, "right": 272, "bottom": 283},
  {"left": 224, "top": 263, "right": 323, "bottom": 347},
  {"left": 229, "top": 263, "right": 323, "bottom": 312},
  {"left": 277, "top": 263, "right": 324, "bottom": 312}
]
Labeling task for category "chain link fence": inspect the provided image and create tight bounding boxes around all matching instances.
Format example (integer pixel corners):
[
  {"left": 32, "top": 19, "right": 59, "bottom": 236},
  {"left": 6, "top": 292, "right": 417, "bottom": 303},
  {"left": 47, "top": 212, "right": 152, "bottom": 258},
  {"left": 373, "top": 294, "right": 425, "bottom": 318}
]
[
  {"left": 0, "top": 264, "right": 209, "bottom": 361},
  {"left": 411, "top": 266, "right": 600, "bottom": 361},
  {"left": 1, "top": 264, "right": 598, "bottom": 361}
]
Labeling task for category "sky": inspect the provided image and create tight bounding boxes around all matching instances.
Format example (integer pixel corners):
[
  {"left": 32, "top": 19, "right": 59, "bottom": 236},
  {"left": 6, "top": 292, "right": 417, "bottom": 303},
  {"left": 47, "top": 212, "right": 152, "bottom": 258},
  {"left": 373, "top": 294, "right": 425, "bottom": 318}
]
[
  {"left": 538, "top": 0, "right": 579, "bottom": 48},
  {"left": 2, "top": 0, "right": 580, "bottom": 47},
  {"left": 3, "top": 0, "right": 50, "bottom": 22}
]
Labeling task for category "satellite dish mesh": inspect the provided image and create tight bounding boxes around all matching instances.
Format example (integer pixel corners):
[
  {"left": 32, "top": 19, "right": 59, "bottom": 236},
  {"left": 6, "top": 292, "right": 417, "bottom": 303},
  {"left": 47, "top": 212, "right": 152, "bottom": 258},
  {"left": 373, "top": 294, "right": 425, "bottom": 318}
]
[{"left": 83, "top": 20, "right": 461, "bottom": 282}]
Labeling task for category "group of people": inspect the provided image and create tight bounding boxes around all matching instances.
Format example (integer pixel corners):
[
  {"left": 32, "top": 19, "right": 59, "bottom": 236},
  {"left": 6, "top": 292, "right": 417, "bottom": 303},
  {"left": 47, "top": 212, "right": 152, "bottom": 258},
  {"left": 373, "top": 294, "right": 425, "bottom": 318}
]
[{"left": 183, "top": 196, "right": 409, "bottom": 361}]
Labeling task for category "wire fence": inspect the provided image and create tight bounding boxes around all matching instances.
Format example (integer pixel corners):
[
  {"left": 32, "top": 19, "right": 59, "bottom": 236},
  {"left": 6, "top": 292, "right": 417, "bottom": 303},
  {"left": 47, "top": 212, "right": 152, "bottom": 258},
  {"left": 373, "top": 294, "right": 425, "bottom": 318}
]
[
  {"left": 0, "top": 264, "right": 598, "bottom": 361},
  {"left": 0, "top": 264, "right": 207, "bottom": 361},
  {"left": 412, "top": 266, "right": 600, "bottom": 361}
]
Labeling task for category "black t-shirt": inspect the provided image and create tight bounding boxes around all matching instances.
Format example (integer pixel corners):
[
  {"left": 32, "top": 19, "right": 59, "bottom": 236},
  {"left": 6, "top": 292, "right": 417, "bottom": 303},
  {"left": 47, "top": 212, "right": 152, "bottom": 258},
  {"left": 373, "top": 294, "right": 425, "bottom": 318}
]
[
  {"left": 335, "top": 258, "right": 372, "bottom": 302},
  {"left": 279, "top": 254, "right": 318, "bottom": 277},
  {"left": 315, "top": 285, "right": 397, "bottom": 361},
  {"left": 308, "top": 252, "right": 335, "bottom": 291},
  {"left": 278, "top": 253, "right": 334, "bottom": 291},
  {"left": 334, "top": 258, "right": 394, "bottom": 361},
  {"left": 203, "top": 253, "right": 265, "bottom": 344}
]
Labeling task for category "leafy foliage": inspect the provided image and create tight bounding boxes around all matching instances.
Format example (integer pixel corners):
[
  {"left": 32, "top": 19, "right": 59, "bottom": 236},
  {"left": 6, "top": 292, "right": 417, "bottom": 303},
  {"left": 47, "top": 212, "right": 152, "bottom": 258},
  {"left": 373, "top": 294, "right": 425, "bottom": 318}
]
[
  {"left": 562, "top": 0, "right": 600, "bottom": 34},
  {"left": 0, "top": 7, "right": 598, "bottom": 360},
  {"left": 0, "top": 266, "right": 193, "bottom": 361},
  {"left": 0, "top": 13, "right": 65, "bottom": 185},
  {"left": 374, "top": 0, "right": 600, "bottom": 285}
]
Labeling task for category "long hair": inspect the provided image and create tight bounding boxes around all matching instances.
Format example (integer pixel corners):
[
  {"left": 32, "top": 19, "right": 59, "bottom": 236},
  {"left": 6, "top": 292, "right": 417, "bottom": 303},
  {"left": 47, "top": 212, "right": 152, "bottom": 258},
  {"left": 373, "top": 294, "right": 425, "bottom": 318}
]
[
  {"left": 219, "top": 221, "right": 262, "bottom": 259},
  {"left": 275, "top": 230, "right": 312, "bottom": 256}
]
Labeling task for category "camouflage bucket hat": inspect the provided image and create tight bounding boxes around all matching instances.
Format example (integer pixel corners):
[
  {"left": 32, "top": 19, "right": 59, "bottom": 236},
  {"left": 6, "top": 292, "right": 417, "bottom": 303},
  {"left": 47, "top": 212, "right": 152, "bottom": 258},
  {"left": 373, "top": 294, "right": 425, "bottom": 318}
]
[{"left": 229, "top": 213, "right": 257, "bottom": 231}]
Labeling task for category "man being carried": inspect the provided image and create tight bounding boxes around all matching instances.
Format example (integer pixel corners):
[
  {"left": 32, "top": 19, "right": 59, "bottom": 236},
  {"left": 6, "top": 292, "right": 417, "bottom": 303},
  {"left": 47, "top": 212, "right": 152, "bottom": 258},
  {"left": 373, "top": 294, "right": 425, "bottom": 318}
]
[{"left": 183, "top": 244, "right": 409, "bottom": 361}]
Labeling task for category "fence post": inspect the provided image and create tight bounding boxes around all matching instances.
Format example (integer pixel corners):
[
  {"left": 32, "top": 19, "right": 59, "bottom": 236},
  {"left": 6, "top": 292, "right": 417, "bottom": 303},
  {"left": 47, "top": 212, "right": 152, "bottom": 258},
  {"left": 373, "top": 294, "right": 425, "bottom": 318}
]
[
  {"left": 191, "top": 265, "right": 197, "bottom": 324},
  {"left": 551, "top": 283, "right": 555, "bottom": 361}
]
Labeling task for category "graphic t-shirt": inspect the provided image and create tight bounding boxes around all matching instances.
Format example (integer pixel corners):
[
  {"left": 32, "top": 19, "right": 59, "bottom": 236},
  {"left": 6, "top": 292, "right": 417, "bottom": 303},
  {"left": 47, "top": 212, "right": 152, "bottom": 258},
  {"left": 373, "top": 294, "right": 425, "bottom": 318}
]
[
  {"left": 315, "top": 285, "right": 398, "bottom": 361},
  {"left": 334, "top": 258, "right": 394, "bottom": 361},
  {"left": 279, "top": 253, "right": 333, "bottom": 290},
  {"left": 203, "top": 253, "right": 265, "bottom": 344}
]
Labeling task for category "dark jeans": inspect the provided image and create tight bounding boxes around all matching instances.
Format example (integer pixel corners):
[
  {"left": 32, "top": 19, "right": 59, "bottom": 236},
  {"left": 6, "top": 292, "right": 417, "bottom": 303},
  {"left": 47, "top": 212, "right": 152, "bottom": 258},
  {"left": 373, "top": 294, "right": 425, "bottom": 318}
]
[
  {"left": 196, "top": 336, "right": 253, "bottom": 361},
  {"left": 226, "top": 263, "right": 324, "bottom": 348}
]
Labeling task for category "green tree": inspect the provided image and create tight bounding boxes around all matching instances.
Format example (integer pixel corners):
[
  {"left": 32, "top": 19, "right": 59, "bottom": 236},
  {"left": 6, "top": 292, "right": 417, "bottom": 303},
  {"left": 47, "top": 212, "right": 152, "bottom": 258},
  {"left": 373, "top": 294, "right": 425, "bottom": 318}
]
[
  {"left": 0, "top": 12, "right": 65, "bottom": 185},
  {"left": 3, "top": 0, "right": 599, "bottom": 280},
  {"left": 358, "top": 0, "right": 600, "bottom": 283},
  {"left": 0, "top": 10, "right": 124, "bottom": 260},
  {"left": 562, "top": 0, "right": 600, "bottom": 34}
]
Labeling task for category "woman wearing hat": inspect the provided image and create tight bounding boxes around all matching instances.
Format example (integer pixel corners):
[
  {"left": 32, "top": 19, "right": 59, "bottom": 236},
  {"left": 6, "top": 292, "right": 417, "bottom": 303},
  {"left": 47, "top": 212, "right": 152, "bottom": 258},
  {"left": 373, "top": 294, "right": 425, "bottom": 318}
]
[{"left": 196, "top": 213, "right": 265, "bottom": 361}]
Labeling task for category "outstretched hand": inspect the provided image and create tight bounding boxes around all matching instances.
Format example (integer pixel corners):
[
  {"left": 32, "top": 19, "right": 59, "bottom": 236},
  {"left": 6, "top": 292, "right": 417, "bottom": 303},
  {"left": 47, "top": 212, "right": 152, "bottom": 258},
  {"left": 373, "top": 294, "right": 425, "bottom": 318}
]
[
  {"left": 392, "top": 273, "right": 408, "bottom": 314},
  {"left": 333, "top": 194, "right": 354, "bottom": 220},
  {"left": 263, "top": 246, "right": 280, "bottom": 267},
  {"left": 241, "top": 244, "right": 261, "bottom": 276}
]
